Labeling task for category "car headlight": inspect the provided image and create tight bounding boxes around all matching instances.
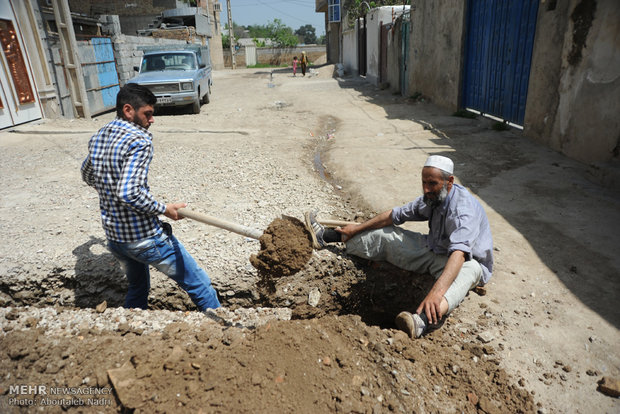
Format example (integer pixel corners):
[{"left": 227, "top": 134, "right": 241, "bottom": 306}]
[{"left": 181, "top": 82, "right": 193, "bottom": 91}]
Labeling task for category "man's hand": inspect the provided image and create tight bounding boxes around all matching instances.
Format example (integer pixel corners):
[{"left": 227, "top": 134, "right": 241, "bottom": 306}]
[
  {"left": 416, "top": 250, "right": 466, "bottom": 325},
  {"left": 164, "top": 203, "right": 188, "bottom": 221},
  {"left": 336, "top": 210, "right": 394, "bottom": 242},
  {"left": 335, "top": 224, "right": 358, "bottom": 242},
  {"left": 416, "top": 289, "right": 445, "bottom": 325}
]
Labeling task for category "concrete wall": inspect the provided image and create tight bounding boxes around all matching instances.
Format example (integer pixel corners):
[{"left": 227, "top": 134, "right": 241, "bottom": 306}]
[
  {"left": 223, "top": 46, "right": 326, "bottom": 68},
  {"left": 365, "top": 7, "right": 409, "bottom": 86},
  {"left": 342, "top": 25, "right": 358, "bottom": 75},
  {"left": 407, "top": 1, "right": 466, "bottom": 111},
  {"left": 524, "top": 0, "right": 620, "bottom": 163},
  {"left": 365, "top": 8, "right": 392, "bottom": 85},
  {"left": 113, "top": 35, "right": 191, "bottom": 85},
  {"left": 386, "top": 17, "right": 403, "bottom": 94},
  {"left": 326, "top": 21, "right": 340, "bottom": 63},
  {"left": 207, "top": 0, "right": 225, "bottom": 70},
  {"left": 99, "top": 15, "right": 202, "bottom": 86}
]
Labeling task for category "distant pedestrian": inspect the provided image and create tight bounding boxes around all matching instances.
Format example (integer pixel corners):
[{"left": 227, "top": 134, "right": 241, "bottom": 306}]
[
  {"left": 81, "top": 84, "right": 221, "bottom": 311},
  {"left": 300, "top": 51, "right": 308, "bottom": 77},
  {"left": 292, "top": 56, "right": 298, "bottom": 77}
]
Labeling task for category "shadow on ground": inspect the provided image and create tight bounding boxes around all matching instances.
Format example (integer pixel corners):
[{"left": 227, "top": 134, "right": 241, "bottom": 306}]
[{"left": 331, "top": 76, "right": 620, "bottom": 329}]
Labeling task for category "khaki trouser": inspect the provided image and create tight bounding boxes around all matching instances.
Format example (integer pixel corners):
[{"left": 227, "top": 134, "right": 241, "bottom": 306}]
[{"left": 346, "top": 226, "right": 482, "bottom": 314}]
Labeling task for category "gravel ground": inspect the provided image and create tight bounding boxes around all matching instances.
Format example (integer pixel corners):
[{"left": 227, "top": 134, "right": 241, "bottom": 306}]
[
  {"left": 0, "top": 99, "right": 349, "bottom": 312},
  {"left": 1, "top": 67, "right": 618, "bottom": 413}
]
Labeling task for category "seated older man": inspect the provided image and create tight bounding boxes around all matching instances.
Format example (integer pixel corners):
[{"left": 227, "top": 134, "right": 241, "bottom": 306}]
[{"left": 306, "top": 155, "right": 493, "bottom": 338}]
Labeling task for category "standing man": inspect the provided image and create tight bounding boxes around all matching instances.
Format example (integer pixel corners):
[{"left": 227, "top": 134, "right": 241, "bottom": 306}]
[
  {"left": 306, "top": 155, "right": 493, "bottom": 338},
  {"left": 81, "top": 83, "right": 220, "bottom": 311}
]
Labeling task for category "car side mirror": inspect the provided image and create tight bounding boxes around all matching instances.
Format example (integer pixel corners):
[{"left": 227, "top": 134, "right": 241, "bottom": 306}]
[
  {"left": 199, "top": 63, "right": 206, "bottom": 69},
  {"left": 133, "top": 66, "right": 139, "bottom": 72}
]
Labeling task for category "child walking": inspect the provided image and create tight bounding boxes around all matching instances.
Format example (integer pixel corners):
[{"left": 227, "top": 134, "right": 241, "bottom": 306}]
[{"left": 292, "top": 56, "right": 298, "bottom": 77}]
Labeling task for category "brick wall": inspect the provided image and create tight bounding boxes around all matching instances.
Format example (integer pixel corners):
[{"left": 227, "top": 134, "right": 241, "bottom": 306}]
[
  {"left": 223, "top": 45, "right": 326, "bottom": 68},
  {"left": 111, "top": 34, "right": 192, "bottom": 85}
]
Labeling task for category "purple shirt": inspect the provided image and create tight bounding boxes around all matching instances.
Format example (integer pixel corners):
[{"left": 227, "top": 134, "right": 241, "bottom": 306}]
[{"left": 391, "top": 184, "right": 493, "bottom": 284}]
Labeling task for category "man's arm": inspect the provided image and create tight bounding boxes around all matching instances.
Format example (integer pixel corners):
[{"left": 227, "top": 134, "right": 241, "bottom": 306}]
[
  {"left": 416, "top": 249, "right": 465, "bottom": 324},
  {"left": 80, "top": 156, "right": 95, "bottom": 187},
  {"left": 117, "top": 141, "right": 166, "bottom": 216},
  {"left": 336, "top": 209, "right": 393, "bottom": 242}
]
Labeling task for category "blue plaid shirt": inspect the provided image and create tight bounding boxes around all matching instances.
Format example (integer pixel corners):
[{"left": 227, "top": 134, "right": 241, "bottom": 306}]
[
  {"left": 81, "top": 118, "right": 166, "bottom": 242},
  {"left": 391, "top": 184, "right": 494, "bottom": 284}
]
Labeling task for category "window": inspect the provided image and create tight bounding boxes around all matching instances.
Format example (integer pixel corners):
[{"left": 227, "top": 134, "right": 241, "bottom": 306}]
[{"left": 328, "top": 0, "right": 341, "bottom": 23}]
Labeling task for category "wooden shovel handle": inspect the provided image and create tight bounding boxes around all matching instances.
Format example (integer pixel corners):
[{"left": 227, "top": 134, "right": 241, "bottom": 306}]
[
  {"left": 317, "top": 219, "right": 359, "bottom": 227},
  {"left": 178, "top": 208, "right": 263, "bottom": 240}
]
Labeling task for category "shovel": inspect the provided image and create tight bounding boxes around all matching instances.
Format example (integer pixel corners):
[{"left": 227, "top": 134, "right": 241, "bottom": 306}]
[
  {"left": 178, "top": 208, "right": 263, "bottom": 239},
  {"left": 178, "top": 208, "right": 356, "bottom": 239}
]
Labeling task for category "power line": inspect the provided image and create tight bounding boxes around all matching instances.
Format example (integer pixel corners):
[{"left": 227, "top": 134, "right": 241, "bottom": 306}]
[
  {"left": 233, "top": 0, "right": 312, "bottom": 7},
  {"left": 255, "top": 0, "right": 315, "bottom": 25}
]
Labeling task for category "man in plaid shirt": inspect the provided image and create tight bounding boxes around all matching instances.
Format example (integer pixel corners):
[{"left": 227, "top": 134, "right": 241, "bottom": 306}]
[{"left": 81, "top": 84, "right": 220, "bottom": 310}]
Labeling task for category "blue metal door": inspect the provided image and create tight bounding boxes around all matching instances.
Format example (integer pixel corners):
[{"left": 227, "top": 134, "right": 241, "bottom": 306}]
[
  {"left": 81, "top": 37, "right": 120, "bottom": 115},
  {"left": 462, "top": 0, "right": 539, "bottom": 125}
]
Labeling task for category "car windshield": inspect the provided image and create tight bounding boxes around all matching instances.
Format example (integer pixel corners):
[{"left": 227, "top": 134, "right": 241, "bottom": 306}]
[{"left": 141, "top": 53, "right": 196, "bottom": 72}]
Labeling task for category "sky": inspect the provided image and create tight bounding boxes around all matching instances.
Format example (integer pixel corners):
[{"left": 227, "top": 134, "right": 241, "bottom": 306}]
[{"left": 221, "top": 0, "right": 326, "bottom": 36}]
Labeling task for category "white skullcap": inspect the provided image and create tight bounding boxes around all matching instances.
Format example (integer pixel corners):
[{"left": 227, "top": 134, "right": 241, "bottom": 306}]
[{"left": 424, "top": 155, "right": 454, "bottom": 174}]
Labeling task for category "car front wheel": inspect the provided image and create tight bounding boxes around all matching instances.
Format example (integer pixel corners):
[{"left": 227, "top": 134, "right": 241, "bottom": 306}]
[
  {"left": 191, "top": 92, "right": 201, "bottom": 114},
  {"left": 202, "top": 84, "right": 211, "bottom": 104}
]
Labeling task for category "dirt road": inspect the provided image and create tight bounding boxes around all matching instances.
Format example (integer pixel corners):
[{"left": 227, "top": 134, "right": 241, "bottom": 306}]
[{"left": 0, "top": 66, "right": 618, "bottom": 413}]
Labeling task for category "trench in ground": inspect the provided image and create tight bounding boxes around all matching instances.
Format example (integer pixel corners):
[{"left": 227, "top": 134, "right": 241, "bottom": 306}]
[{"left": 0, "top": 116, "right": 433, "bottom": 331}]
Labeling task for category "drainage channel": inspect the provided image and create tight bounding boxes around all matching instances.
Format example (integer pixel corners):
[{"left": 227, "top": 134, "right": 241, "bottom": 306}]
[{"left": 312, "top": 115, "right": 343, "bottom": 192}]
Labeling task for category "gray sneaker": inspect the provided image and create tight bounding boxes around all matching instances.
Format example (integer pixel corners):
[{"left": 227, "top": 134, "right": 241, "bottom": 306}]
[
  {"left": 395, "top": 311, "right": 427, "bottom": 339},
  {"left": 304, "top": 211, "right": 326, "bottom": 249}
]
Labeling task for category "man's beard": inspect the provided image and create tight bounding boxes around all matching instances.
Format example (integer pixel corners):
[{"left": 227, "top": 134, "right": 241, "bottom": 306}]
[
  {"left": 133, "top": 114, "right": 149, "bottom": 129},
  {"left": 424, "top": 183, "right": 449, "bottom": 209}
]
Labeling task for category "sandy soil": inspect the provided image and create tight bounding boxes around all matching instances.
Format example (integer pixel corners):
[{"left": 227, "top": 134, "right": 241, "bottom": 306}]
[{"left": 0, "top": 66, "right": 618, "bottom": 413}]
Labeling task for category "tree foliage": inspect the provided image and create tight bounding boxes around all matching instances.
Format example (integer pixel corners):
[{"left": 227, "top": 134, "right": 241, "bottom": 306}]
[
  {"left": 221, "top": 33, "right": 233, "bottom": 49},
  {"left": 246, "top": 24, "right": 270, "bottom": 39},
  {"left": 295, "top": 24, "right": 317, "bottom": 45},
  {"left": 267, "top": 18, "right": 298, "bottom": 47},
  {"left": 223, "top": 21, "right": 244, "bottom": 42},
  {"left": 224, "top": 20, "right": 319, "bottom": 48}
]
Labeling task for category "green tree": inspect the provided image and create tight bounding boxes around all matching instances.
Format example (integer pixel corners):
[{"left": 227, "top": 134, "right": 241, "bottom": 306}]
[
  {"left": 224, "top": 21, "right": 245, "bottom": 39},
  {"left": 267, "top": 18, "right": 298, "bottom": 47},
  {"left": 247, "top": 24, "right": 271, "bottom": 39},
  {"left": 295, "top": 24, "right": 317, "bottom": 44},
  {"left": 317, "top": 34, "right": 326, "bottom": 45},
  {"left": 221, "top": 33, "right": 233, "bottom": 49}
]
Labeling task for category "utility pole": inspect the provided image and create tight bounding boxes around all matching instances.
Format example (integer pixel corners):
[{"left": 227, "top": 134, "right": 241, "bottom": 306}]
[{"left": 226, "top": 0, "right": 236, "bottom": 69}]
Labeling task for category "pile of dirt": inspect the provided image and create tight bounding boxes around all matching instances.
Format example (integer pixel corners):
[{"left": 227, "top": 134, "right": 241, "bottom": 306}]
[
  {"left": 250, "top": 217, "right": 313, "bottom": 283},
  {"left": 0, "top": 315, "right": 536, "bottom": 413}
]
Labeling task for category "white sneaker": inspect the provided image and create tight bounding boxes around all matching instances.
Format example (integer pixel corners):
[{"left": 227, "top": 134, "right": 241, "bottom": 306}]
[
  {"left": 304, "top": 211, "right": 326, "bottom": 249},
  {"left": 395, "top": 311, "right": 427, "bottom": 339}
]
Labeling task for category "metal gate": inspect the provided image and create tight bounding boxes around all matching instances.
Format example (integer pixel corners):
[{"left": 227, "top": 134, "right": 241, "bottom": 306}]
[
  {"left": 357, "top": 16, "right": 367, "bottom": 76},
  {"left": 379, "top": 23, "right": 388, "bottom": 84},
  {"left": 462, "top": 0, "right": 539, "bottom": 126},
  {"left": 245, "top": 44, "right": 257, "bottom": 67},
  {"left": 81, "top": 37, "right": 120, "bottom": 115},
  {"left": 400, "top": 12, "right": 410, "bottom": 96}
]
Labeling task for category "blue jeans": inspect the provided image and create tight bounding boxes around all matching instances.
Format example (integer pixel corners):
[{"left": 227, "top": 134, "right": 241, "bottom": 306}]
[{"left": 107, "top": 232, "right": 220, "bottom": 311}]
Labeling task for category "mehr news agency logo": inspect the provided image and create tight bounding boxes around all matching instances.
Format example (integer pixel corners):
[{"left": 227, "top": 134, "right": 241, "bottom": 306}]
[{"left": 3, "top": 384, "right": 113, "bottom": 407}]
